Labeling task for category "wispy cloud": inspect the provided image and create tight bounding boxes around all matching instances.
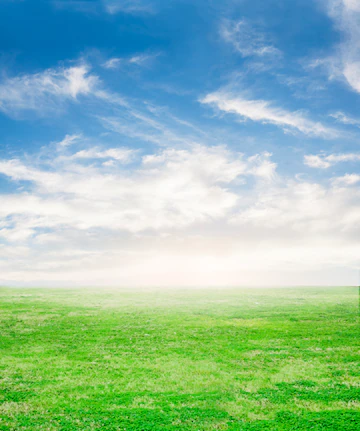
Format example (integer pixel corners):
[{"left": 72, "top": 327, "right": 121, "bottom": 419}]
[
  {"left": 304, "top": 152, "right": 360, "bottom": 168},
  {"left": 201, "top": 91, "right": 339, "bottom": 138},
  {"left": 319, "top": 0, "right": 360, "bottom": 94},
  {"left": 0, "top": 63, "right": 131, "bottom": 117},
  {"left": 278, "top": 74, "right": 328, "bottom": 101},
  {"left": 0, "top": 65, "right": 99, "bottom": 116},
  {"left": 103, "top": 52, "right": 160, "bottom": 69},
  {"left": 53, "top": 0, "right": 155, "bottom": 15},
  {"left": 55, "top": 133, "right": 83, "bottom": 148},
  {"left": 98, "top": 104, "right": 206, "bottom": 147},
  {"left": 330, "top": 111, "right": 360, "bottom": 127},
  {"left": 64, "top": 147, "right": 137, "bottom": 163},
  {"left": 220, "top": 19, "right": 282, "bottom": 58},
  {"left": 104, "top": 0, "right": 154, "bottom": 15},
  {"left": 0, "top": 59, "right": 206, "bottom": 148}
]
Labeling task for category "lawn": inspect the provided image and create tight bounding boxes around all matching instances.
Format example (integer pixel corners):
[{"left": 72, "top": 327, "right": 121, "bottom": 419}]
[{"left": 0, "top": 287, "right": 359, "bottom": 430}]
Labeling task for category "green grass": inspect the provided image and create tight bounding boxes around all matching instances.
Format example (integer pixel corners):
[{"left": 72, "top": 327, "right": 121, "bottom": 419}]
[{"left": 0, "top": 287, "right": 359, "bottom": 430}]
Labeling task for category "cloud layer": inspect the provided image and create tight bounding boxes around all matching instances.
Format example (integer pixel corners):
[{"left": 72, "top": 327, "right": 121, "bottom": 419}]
[{"left": 1, "top": 139, "right": 359, "bottom": 286}]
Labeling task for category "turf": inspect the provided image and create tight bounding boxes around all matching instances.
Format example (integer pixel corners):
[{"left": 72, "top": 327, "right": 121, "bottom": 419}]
[{"left": 0, "top": 287, "right": 359, "bottom": 430}]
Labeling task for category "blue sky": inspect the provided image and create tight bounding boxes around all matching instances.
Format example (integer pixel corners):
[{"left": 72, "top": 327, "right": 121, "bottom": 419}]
[{"left": 0, "top": 0, "right": 359, "bottom": 286}]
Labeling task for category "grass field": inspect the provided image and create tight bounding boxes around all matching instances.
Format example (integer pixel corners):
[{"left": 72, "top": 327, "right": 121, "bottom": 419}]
[{"left": 0, "top": 287, "right": 359, "bottom": 430}]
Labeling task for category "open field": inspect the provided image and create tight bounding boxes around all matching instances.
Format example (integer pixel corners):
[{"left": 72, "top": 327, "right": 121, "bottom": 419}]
[{"left": 0, "top": 287, "right": 359, "bottom": 430}]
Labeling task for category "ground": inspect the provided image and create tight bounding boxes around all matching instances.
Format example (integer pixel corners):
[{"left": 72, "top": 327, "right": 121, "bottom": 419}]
[{"left": 0, "top": 286, "right": 359, "bottom": 430}]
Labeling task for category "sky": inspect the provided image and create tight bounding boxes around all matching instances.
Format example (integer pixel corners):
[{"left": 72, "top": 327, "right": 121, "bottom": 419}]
[{"left": 0, "top": 0, "right": 359, "bottom": 287}]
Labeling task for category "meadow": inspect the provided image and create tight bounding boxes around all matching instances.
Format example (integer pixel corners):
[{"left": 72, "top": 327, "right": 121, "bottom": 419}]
[{"left": 0, "top": 286, "right": 359, "bottom": 430}]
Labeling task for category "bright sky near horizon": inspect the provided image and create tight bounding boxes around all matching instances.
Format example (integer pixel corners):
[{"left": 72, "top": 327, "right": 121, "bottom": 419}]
[{"left": 0, "top": 0, "right": 359, "bottom": 286}]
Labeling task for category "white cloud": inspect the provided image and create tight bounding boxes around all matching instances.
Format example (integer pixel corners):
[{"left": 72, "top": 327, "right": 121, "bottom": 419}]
[
  {"left": 330, "top": 111, "right": 360, "bottom": 126},
  {"left": 0, "top": 159, "right": 62, "bottom": 188},
  {"left": 103, "top": 58, "right": 123, "bottom": 69},
  {"left": 304, "top": 155, "right": 331, "bottom": 169},
  {"left": 0, "top": 62, "right": 131, "bottom": 117},
  {"left": 323, "top": 0, "right": 360, "bottom": 94},
  {"left": 104, "top": 0, "right": 154, "bottom": 14},
  {"left": 201, "top": 91, "right": 338, "bottom": 138},
  {"left": 0, "top": 141, "right": 359, "bottom": 286},
  {"left": 304, "top": 152, "right": 360, "bottom": 168},
  {"left": 343, "top": 62, "right": 360, "bottom": 93},
  {"left": 67, "top": 147, "right": 137, "bottom": 162},
  {"left": 53, "top": 0, "right": 154, "bottom": 15},
  {"left": 0, "top": 144, "right": 271, "bottom": 233},
  {"left": 231, "top": 179, "right": 360, "bottom": 238},
  {"left": 342, "top": 0, "right": 360, "bottom": 12},
  {"left": 0, "top": 65, "right": 99, "bottom": 115},
  {"left": 103, "top": 53, "right": 160, "bottom": 69},
  {"left": 220, "top": 19, "right": 282, "bottom": 58},
  {"left": 55, "top": 133, "right": 83, "bottom": 148},
  {"left": 332, "top": 173, "right": 360, "bottom": 185}
]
